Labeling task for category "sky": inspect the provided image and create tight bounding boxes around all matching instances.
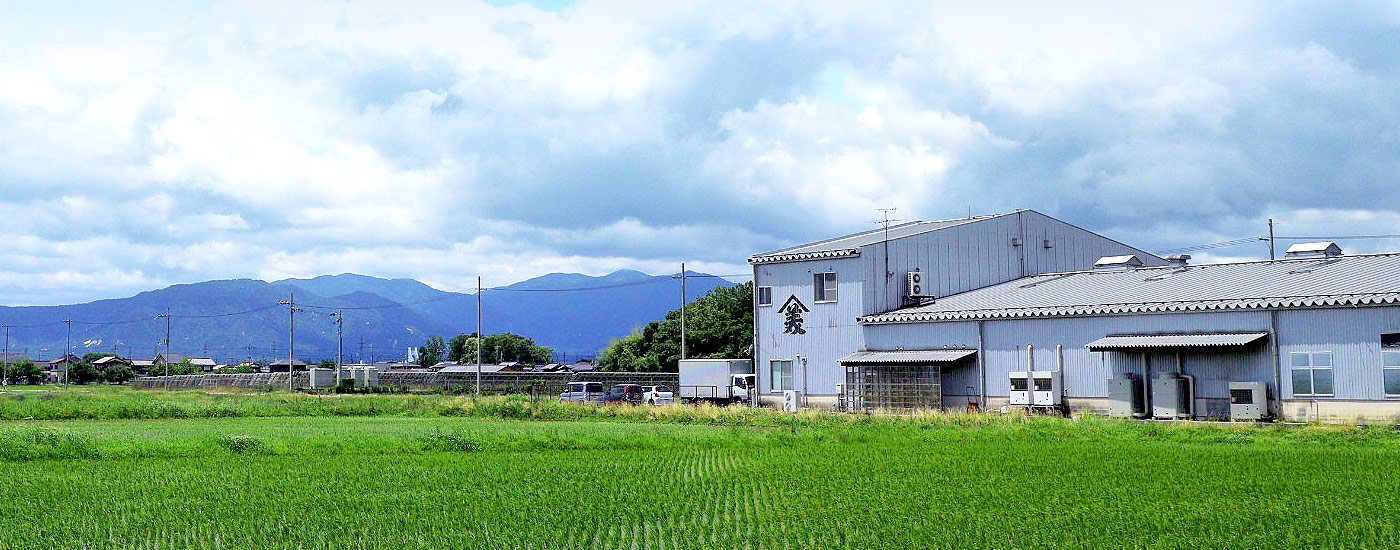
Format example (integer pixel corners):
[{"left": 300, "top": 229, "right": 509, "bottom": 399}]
[{"left": 2, "top": 1, "right": 1399, "bottom": 305}]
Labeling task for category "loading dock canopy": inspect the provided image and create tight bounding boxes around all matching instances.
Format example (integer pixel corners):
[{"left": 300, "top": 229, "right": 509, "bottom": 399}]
[
  {"left": 1086, "top": 332, "right": 1269, "bottom": 351},
  {"left": 839, "top": 349, "right": 977, "bottom": 365}
]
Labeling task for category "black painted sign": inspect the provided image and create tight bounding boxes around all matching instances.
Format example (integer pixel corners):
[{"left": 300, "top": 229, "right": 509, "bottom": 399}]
[{"left": 778, "top": 294, "right": 810, "bottom": 335}]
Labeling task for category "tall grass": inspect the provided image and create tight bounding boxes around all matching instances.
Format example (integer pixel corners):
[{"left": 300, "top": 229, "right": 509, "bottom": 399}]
[{"left": 4, "top": 386, "right": 1399, "bottom": 448}]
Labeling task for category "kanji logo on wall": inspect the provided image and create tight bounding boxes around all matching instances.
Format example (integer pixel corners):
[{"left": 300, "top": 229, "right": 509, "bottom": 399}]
[{"left": 778, "top": 295, "right": 810, "bottom": 335}]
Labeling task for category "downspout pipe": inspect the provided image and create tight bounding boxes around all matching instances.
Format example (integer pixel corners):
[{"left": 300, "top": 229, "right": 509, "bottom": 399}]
[
  {"left": 977, "top": 320, "right": 986, "bottom": 410},
  {"left": 1269, "top": 310, "right": 1283, "bottom": 420},
  {"left": 1141, "top": 354, "right": 1151, "bottom": 418},
  {"left": 1056, "top": 344, "right": 1065, "bottom": 405}
]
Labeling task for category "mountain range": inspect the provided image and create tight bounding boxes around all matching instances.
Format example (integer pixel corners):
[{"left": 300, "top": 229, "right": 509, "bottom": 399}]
[{"left": 0, "top": 271, "right": 735, "bottom": 364}]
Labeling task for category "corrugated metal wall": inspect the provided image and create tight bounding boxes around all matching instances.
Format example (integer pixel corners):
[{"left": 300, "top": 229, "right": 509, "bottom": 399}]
[
  {"left": 753, "top": 256, "right": 865, "bottom": 395},
  {"left": 1278, "top": 307, "right": 1400, "bottom": 400},
  {"left": 864, "top": 310, "right": 1275, "bottom": 403},
  {"left": 756, "top": 212, "right": 1169, "bottom": 398},
  {"left": 863, "top": 211, "right": 1165, "bottom": 316}
]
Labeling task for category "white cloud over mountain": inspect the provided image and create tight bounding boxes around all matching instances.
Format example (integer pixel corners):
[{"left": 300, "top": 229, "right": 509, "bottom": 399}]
[{"left": 1, "top": 0, "right": 1398, "bottom": 304}]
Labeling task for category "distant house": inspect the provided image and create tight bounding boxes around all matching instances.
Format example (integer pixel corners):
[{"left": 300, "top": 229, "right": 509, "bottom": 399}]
[
  {"left": 153, "top": 353, "right": 185, "bottom": 365},
  {"left": 91, "top": 356, "right": 133, "bottom": 370},
  {"left": 153, "top": 354, "right": 216, "bottom": 368},
  {"left": 131, "top": 360, "right": 156, "bottom": 374},
  {"left": 497, "top": 361, "right": 529, "bottom": 372},
  {"left": 375, "top": 361, "right": 422, "bottom": 371},
  {"left": 536, "top": 363, "right": 569, "bottom": 372},
  {"left": 39, "top": 354, "right": 81, "bottom": 383},
  {"left": 41, "top": 354, "right": 81, "bottom": 370},
  {"left": 265, "top": 359, "right": 309, "bottom": 372},
  {"left": 567, "top": 361, "right": 597, "bottom": 373},
  {"left": 437, "top": 363, "right": 509, "bottom": 374}
]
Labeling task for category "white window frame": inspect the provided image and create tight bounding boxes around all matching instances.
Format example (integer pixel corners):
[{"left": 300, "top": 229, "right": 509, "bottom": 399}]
[
  {"left": 770, "top": 359, "right": 793, "bottom": 392},
  {"left": 756, "top": 286, "right": 773, "bottom": 307},
  {"left": 813, "top": 272, "right": 838, "bottom": 303},
  {"left": 1290, "top": 351, "right": 1334, "bottom": 398},
  {"left": 1383, "top": 350, "right": 1400, "bottom": 398}
]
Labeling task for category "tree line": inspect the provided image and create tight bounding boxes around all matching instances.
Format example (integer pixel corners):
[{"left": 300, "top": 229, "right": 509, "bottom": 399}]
[
  {"left": 597, "top": 282, "right": 753, "bottom": 372},
  {"left": 415, "top": 332, "right": 555, "bottom": 367}
]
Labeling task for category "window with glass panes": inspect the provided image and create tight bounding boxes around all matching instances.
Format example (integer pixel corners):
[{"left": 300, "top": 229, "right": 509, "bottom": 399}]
[
  {"left": 813, "top": 272, "right": 837, "bottom": 302},
  {"left": 756, "top": 286, "right": 773, "bottom": 306},
  {"left": 1383, "top": 350, "right": 1400, "bottom": 397},
  {"left": 770, "top": 359, "right": 793, "bottom": 391},
  {"left": 1290, "top": 351, "right": 1334, "bottom": 397}
]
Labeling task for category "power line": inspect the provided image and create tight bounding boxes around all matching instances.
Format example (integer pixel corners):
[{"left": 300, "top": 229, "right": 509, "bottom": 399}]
[
  {"left": 1275, "top": 234, "right": 1400, "bottom": 240},
  {"left": 1155, "top": 237, "right": 1262, "bottom": 255}
]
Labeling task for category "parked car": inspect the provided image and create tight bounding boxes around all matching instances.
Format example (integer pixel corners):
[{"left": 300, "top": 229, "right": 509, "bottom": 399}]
[
  {"left": 601, "top": 384, "right": 645, "bottom": 405},
  {"left": 641, "top": 385, "right": 674, "bottom": 405},
  {"left": 560, "top": 381, "right": 606, "bottom": 403}
]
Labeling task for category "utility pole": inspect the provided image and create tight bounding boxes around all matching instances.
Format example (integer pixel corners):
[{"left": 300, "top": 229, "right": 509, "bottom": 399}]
[
  {"left": 330, "top": 310, "right": 344, "bottom": 389},
  {"left": 680, "top": 263, "right": 687, "bottom": 360},
  {"left": 476, "top": 276, "right": 483, "bottom": 395},
  {"left": 2, "top": 324, "right": 9, "bottom": 387},
  {"left": 160, "top": 309, "right": 172, "bottom": 388},
  {"left": 358, "top": 336, "right": 365, "bottom": 364},
  {"left": 278, "top": 294, "right": 302, "bottom": 391},
  {"left": 1268, "top": 218, "right": 1276, "bottom": 260},
  {"left": 63, "top": 319, "right": 73, "bottom": 387},
  {"left": 245, "top": 344, "right": 254, "bottom": 366}
]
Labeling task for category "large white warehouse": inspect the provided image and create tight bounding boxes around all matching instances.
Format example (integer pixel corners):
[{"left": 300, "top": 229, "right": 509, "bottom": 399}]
[{"left": 750, "top": 210, "right": 1400, "bottom": 423}]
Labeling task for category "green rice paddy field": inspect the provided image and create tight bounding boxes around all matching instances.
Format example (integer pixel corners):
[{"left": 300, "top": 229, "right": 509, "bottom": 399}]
[{"left": 2, "top": 387, "right": 1399, "bottom": 549}]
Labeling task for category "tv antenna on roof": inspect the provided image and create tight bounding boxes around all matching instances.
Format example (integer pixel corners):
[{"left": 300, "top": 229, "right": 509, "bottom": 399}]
[{"left": 873, "top": 208, "right": 905, "bottom": 305}]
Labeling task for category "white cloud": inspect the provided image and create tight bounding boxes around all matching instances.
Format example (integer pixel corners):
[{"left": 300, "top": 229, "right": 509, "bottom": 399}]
[{"left": 1, "top": 1, "right": 1399, "bottom": 304}]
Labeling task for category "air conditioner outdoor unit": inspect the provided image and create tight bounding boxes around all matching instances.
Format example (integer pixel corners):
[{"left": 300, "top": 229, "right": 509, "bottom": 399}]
[
  {"left": 906, "top": 271, "right": 931, "bottom": 298},
  {"left": 1107, "top": 373, "right": 1144, "bottom": 417},
  {"left": 1032, "top": 371, "right": 1062, "bottom": 406},
  {"left": 782, "top": 390, "right": 802, "bottom": 413},
  {"left": 1009, "top": 371, "right": 1031, "bottom": 406},
  {"left": 1229, "top": 381, "right": 1268, "bottom": 421}
]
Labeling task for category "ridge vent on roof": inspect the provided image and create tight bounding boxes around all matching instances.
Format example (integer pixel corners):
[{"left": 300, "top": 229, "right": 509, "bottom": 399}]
[
  {"left": 1285, "top": 241, "right": 1342, "bottom": 258},
  {"left": 1093, "top": 254, "right": 1143, "bottom": 271}
]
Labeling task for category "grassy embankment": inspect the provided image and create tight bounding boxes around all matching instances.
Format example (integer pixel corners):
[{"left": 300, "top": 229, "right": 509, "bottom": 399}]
[{"left": 1, "top": 386, "right": 1399, "bottom": 549}]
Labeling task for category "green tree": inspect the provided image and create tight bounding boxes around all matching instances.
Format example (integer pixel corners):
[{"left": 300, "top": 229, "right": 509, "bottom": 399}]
[
  {"left": 102, "top": 365, "right": 136, "bottom": 385},
  {"left": 5, "top": 360, "right": 45, "bottom": 385},
  {"left": 151, "top": 359, "right": 201, "bottom": 377},
  {"left": 318, "top": 359, "right": 337, "bottom": 369},
  {"left": 214, "top": 364, "right": 256, "bottom": 374},
  {"left": 68, "top": 361, "right": 100, "bottom": 385},
  {"left": 448, "top": 333, "right": 554, "bottom": 365},
  {"left": 598, "top": 282, "right": 753, "bottom": 372},
  {"left": 417, "top": 336, "right": 446, "bottom": 367}
]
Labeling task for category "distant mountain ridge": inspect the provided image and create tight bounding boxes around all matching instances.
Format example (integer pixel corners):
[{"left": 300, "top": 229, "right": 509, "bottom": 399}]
[{"left": 0, "top": 271, "right": 735, "bottom": 363}]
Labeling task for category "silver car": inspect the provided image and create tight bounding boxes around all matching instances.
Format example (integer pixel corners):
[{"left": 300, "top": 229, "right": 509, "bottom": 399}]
[{"left": 559, "top": 381, "right": 605, "bottom": 403}]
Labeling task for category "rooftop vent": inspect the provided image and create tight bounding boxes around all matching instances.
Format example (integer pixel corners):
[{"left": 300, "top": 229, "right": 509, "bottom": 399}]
[
  {"left": 1165, "top": 254, "right": 1191, "bottom": 267},
  {"left": 1094, "top": 255, "right": 1144, "bottom": 271},
  {"left": 1285, "top": 242, "right": 1342, "bottom": 258}
]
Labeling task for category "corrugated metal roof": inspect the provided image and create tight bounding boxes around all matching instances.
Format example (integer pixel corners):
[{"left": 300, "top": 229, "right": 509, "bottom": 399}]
[
  {"left": 437, "top": 363, "right": 507, "bottom": 373},
  {"left": 838, "top": 349, "right": 977, "bottom": 364},
  {"left": 750, "top": 213, "right": 1011, "bottom": 264},
  {"left": 862, "top": 252, "right": 1400, "bottom": 323},
  {"left": 1086, "top": 333, "right": 1268, "bottom": 350}
]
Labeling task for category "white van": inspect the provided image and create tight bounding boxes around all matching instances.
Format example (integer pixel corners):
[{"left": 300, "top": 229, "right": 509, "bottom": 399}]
[{"left": 559, "top": 381, "right": 605, "bottom": 403}]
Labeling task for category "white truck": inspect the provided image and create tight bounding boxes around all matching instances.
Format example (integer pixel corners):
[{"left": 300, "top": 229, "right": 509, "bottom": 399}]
[{"left": 678, "top": 359, "right": 755, "bottom": 406}]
